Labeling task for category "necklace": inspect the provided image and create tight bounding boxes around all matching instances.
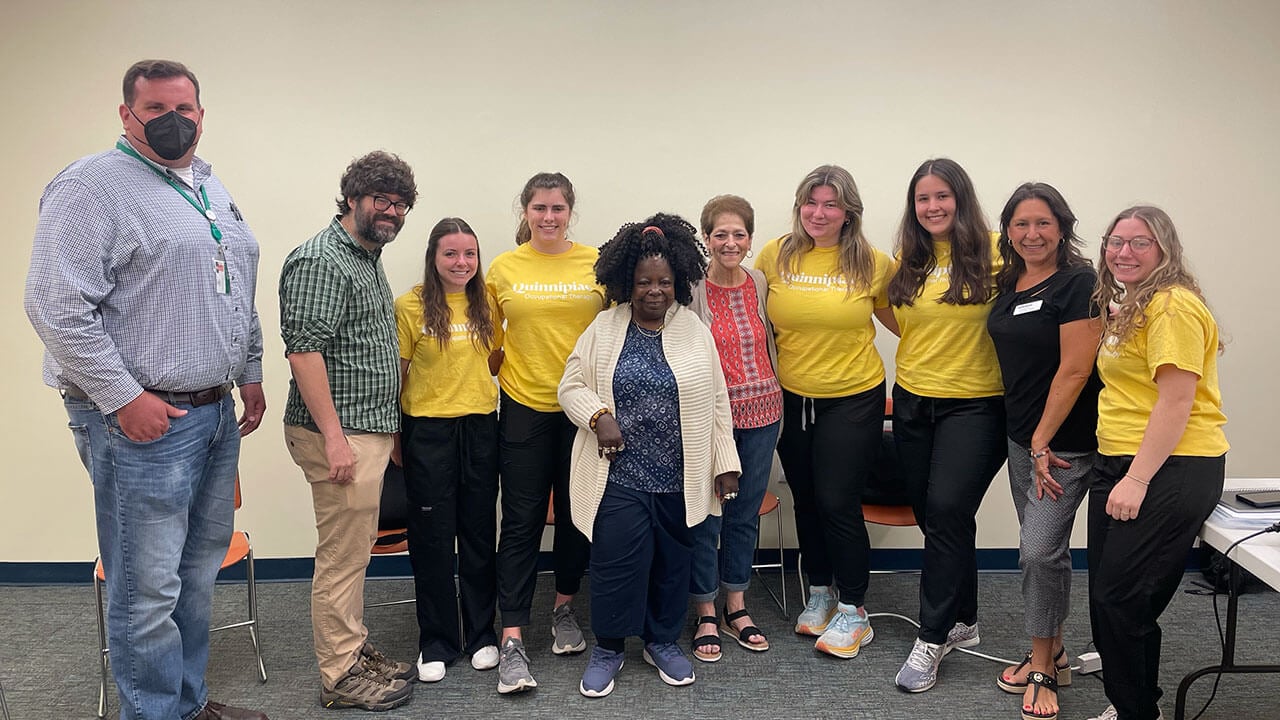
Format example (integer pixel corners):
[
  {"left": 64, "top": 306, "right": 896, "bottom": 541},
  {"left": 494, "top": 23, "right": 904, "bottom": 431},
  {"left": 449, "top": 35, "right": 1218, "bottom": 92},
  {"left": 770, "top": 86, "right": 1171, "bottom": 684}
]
[{"left": 633, "top": 321, "right": 664, "bottom": 338}]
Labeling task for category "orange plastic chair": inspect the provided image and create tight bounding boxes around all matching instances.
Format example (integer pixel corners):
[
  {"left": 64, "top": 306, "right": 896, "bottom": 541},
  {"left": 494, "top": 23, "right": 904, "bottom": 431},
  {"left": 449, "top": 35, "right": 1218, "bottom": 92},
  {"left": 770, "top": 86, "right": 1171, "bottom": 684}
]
[{"left": 94, "top": 475, "right": 266, "bottom": 718}]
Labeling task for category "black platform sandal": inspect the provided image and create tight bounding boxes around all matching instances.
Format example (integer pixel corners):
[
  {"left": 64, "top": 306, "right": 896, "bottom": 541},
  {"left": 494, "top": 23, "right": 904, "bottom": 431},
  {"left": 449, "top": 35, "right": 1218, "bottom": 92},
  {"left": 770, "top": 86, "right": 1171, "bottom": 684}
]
[
  {"left": 692, "top": 615, "right": 721, "bottom": 663},
  {"left": 720, "top": 608, "right": 769, "bottom": 652}
]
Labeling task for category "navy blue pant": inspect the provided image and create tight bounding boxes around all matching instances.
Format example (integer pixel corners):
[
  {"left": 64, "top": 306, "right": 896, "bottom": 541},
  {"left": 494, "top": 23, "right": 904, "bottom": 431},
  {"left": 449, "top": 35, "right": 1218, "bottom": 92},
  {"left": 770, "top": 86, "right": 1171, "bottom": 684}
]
[
  {"left": 590, "top": 483, "right": 693, "bottom": 645},
  {"left": 892, "top": 385, "right": 1007, "bottom": 644},
  {"left": 1088, "top": 453, "right": 1224, "bottom": 720}
]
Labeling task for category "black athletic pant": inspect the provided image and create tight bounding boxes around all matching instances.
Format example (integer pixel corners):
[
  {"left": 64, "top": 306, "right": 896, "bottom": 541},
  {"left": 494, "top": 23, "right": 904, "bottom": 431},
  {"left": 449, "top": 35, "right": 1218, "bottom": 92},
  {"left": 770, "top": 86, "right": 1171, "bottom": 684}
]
[
  {"left": 495, "top": 392, "right": 590, "bottom": 628},
  {"left": 892, "top": 385, "right": 1007, "bottom": 644},
  {"left": 1088, "top": 453, "right": 1224, "bottom": 720}
]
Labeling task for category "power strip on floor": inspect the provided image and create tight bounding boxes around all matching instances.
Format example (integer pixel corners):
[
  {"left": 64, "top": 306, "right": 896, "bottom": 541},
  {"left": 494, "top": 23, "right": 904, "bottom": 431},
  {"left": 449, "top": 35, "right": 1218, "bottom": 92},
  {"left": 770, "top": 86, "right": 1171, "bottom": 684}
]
[{"left": 1076, "top": 651, "right": 1102, "bottom": 675}]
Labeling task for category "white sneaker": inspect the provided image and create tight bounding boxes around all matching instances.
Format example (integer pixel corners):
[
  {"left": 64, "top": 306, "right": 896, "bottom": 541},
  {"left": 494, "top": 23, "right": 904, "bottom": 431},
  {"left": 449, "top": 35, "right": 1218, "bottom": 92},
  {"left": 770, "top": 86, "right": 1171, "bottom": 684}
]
[
  {"left": 416, "top": 654, "right": 445, "bottom": 683},
  {"left": 471, "top": 644, "right": 500, "bottom": 671}
]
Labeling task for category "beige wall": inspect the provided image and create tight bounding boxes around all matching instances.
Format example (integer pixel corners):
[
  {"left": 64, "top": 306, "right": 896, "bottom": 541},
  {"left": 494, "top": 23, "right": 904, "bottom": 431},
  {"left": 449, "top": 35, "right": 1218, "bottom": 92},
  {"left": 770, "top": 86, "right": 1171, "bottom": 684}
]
[{"left": 3, "top": 0, "right": 1277, "bottom": 564}]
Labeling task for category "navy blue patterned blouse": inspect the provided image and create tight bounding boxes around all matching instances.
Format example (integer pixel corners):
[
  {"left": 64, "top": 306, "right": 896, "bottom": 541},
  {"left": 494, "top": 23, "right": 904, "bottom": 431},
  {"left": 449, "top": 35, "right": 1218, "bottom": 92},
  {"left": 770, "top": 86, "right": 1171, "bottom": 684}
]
[{"left": 608, "top": 322, "right": 683, "bottom": 493}]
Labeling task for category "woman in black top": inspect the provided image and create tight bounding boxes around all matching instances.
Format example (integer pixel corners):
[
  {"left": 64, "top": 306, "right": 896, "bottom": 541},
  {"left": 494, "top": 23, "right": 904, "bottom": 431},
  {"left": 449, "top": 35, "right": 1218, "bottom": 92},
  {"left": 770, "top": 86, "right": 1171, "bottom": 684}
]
[{"left": 986, "top": 183, "right": 1102, "bottom": 720}]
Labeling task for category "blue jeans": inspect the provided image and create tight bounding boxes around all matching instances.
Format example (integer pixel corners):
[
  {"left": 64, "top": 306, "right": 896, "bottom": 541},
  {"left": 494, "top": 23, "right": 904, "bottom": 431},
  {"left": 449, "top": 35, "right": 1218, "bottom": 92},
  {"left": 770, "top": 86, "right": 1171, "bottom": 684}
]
[
  {"left": 67, "top": 393, "right": 240, "bottom": 720},
  {"left": 689, "top": 420, "right": 780, "bottom": 602}
]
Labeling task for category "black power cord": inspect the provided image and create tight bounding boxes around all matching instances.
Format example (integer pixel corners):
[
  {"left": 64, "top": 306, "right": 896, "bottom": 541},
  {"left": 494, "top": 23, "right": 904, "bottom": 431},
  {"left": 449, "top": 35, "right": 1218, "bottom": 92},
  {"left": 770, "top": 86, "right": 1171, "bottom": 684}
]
[{"left": 1187, "top": 520, "right": 1280, "bottom": 720}]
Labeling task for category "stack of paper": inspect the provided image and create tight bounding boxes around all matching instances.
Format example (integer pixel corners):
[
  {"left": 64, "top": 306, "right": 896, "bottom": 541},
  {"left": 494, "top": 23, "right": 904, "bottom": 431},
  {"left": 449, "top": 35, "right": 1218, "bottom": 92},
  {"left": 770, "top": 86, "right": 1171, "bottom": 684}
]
[{"left": 1211, "top": 489, "right": 1280, "bottom": 529}]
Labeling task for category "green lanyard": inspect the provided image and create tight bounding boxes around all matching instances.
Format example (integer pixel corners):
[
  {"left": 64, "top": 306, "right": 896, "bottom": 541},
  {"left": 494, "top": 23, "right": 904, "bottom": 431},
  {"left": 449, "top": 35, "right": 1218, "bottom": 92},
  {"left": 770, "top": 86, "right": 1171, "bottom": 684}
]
[{"left": 116, "top": 140, "right": 223, "bottom": 242}]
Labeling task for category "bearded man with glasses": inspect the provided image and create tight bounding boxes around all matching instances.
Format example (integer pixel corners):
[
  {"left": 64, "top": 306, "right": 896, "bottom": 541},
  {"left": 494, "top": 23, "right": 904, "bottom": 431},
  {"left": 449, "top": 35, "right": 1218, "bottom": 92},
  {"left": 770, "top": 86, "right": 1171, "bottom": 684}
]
[{"left": 279, "top": 151, "right": 420, "bottom": 712}]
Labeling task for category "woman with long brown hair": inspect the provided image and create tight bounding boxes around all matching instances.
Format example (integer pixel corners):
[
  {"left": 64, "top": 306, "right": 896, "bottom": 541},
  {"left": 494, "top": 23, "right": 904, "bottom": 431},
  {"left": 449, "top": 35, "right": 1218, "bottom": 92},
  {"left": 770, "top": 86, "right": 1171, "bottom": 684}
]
[
  {"left": 396, "top": 217, "right": 501, "bottom": 684},
  {"left": 888, "top": 158, "right": 1007, "bottom": 694}
]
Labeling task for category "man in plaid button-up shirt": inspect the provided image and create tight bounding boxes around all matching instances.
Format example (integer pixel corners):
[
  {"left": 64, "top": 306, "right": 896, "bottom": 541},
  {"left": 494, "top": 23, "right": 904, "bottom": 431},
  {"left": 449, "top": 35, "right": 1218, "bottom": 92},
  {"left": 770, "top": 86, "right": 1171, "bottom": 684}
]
[{"left": 279, "top": 151, "right": 421, "bottom": 711}]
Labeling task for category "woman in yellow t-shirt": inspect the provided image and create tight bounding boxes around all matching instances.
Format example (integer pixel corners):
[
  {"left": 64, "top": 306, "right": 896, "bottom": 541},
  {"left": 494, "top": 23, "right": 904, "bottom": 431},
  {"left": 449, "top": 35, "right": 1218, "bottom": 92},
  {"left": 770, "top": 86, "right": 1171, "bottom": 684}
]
[
  {"left": 887, "top": 158, "right": 1007, "bottom": 694},
  {"left": 758, "top": 165, "right": 896, "bottom": 661},
  {"left": 1084, "top": 206, "right": 1227, "bottom": 720},
  {"left": 396, "top": 217, "right": 503, "bottom": 683},
  {"left": 485, "top": 172, "right": 606, "bottom": 694}
]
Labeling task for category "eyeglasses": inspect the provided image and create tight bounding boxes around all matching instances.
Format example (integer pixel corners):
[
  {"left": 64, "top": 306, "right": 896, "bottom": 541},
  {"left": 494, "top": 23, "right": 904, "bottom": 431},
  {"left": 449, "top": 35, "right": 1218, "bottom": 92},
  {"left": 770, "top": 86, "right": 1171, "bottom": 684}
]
[
  {"left": 370, "top": 194, "right": 411, "bottom": 216},
  {"left": 1102, "top": 235, "right": 1156, "bottom": 252}
]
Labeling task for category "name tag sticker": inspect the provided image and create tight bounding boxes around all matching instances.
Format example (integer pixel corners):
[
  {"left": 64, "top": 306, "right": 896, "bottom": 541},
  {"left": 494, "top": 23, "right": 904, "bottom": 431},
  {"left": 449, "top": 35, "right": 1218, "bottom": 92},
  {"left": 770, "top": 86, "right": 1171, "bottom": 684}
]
[{"left": 1013, "top": 299, "right": 1043, "bottom": 315}]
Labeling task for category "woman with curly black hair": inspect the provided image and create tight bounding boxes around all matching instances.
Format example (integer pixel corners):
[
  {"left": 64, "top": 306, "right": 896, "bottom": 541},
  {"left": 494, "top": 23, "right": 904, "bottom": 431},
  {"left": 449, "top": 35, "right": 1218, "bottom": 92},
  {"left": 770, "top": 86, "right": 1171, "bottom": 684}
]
[{"left": 558, "top": 213, "right": 741, "bottom": 698}]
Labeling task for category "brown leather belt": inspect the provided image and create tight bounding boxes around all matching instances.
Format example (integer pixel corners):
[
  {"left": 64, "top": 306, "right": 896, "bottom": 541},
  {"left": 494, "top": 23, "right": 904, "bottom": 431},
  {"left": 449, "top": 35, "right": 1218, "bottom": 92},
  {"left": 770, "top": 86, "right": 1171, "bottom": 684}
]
[{"left": 64, "top": 384, "right": 231, "bottom": 407}]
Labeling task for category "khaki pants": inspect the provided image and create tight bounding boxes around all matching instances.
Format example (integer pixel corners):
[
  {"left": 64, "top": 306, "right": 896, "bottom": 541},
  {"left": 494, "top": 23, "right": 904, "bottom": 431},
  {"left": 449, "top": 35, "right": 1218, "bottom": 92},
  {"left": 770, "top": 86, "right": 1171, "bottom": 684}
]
[{"left": 285, "top": 425, "right": 393, "bottom": 688}]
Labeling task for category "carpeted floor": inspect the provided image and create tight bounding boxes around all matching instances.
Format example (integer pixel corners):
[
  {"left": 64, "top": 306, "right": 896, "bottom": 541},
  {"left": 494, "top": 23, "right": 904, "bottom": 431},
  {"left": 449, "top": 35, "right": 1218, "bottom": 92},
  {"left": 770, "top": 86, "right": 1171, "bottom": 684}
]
[{"left": 1, "top": 570, "right": 1275, "bottom": 719}]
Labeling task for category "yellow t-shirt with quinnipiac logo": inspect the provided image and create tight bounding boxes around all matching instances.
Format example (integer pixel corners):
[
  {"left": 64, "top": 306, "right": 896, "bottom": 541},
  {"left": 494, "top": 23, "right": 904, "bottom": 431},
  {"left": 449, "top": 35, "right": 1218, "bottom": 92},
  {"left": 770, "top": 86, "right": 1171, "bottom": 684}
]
[
  {"left": 892, "top": 235, "right": 1003, "bottom": 398},
  {"left": 1096, "top": 286, "right": 1228, "bottom": 457},
  {"left": 396, "top": 288, "right": 503, "bottom": 418},
  {"left": 486, "top": 242, "right": 605, "bottom": 412},
  {"left": 756, "top": 237, "right": 892, "bottom": 398}
]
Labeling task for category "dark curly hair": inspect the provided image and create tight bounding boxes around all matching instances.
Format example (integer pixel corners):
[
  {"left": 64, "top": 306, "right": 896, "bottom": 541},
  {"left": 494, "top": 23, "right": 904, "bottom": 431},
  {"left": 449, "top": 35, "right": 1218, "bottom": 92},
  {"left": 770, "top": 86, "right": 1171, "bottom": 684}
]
[
  {"left": 335, "top": 150, "right": 418, "bottom": 216},
  {"left": 594, "top": 212, "right": 707, "bottom": 307}
]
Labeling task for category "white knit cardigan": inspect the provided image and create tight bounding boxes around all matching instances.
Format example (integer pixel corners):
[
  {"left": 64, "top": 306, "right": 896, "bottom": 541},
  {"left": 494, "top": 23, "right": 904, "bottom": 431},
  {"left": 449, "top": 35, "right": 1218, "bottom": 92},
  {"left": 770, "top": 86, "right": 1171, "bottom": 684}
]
[{"left": 558, "top": 302, "right": 742, "bottom": 541}]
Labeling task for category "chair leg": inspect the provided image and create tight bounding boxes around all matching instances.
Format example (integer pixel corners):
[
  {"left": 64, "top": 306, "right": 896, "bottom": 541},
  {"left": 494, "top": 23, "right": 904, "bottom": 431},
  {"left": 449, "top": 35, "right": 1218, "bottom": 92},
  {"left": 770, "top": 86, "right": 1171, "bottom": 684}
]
[
  {"left": 94, "top": 566, "right": 109, "bottom": 719},
  {"left": 1, "top": 676, "right": 12, "bottom": 720},
  {"left": 753, "top": 506, "right": 789, "bottom": 618},
  {"left": 244, "top": 540, "right": 267, "bottom": 681},
  {"left": 774, "top": 501, "right": 787, "bottom": 617}
]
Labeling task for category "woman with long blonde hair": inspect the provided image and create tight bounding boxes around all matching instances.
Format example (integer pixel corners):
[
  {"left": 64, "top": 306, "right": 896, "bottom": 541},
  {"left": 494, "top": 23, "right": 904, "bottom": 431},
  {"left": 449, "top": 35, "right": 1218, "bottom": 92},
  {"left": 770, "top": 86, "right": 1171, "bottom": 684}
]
[
  {"left": 756, "top": 164, "right": 897, "bottom": 659},
  {"left": 1085, "top": 206, "right": 1227, "bottom": 720}
]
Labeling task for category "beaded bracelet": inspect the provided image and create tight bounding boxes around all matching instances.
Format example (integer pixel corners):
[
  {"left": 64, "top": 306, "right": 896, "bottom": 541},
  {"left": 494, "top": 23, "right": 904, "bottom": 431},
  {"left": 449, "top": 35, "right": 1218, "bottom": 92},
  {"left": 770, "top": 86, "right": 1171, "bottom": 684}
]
[
  {"left": 1030, "top": 448, "right": 1050, "bottom": 460},
  {"left": 589, "top": 408, "right": 611, "bottom": 432}
]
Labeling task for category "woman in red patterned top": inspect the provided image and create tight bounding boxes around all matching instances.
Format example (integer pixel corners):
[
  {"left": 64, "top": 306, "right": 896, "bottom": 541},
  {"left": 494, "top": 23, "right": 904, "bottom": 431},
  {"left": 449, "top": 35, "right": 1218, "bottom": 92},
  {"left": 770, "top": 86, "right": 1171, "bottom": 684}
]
[{"left": 687, "top": 194, "right": 783, "bottom": 662}]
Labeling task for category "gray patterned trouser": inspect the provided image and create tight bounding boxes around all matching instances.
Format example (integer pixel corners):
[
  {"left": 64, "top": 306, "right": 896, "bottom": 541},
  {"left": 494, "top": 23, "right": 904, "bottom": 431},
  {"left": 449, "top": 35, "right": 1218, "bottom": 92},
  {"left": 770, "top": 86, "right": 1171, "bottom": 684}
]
[{"left": 1007, "top": 440, "right": 1092, "bottom": 638}]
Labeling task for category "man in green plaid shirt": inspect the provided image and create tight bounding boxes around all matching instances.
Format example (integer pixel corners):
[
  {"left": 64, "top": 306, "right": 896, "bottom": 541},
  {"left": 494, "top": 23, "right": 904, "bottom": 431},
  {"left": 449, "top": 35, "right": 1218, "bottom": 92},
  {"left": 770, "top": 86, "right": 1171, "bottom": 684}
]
[{"left": 279, "top": 151, "right": 420, "bottom": 712}]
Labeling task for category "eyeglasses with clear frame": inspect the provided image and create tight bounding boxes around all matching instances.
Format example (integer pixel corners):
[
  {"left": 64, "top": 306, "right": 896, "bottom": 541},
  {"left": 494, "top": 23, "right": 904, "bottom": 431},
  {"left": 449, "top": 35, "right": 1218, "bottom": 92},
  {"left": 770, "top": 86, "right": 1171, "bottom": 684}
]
[
  {"left": 370, "top": 194, "right": 411, "bottom": 216},
  {"left": 1102, "top": 235, "right": 1156, "bottom": 252}
]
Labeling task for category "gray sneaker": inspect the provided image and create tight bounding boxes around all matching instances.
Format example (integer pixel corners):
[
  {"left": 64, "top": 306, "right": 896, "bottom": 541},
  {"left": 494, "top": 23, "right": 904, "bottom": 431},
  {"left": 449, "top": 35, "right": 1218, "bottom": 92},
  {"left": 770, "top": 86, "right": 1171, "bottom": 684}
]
[
  {"left": 321, "top": 664, "right": 413, "bottom": 711},
  {"left": 497, "top": 637, "right": 538, "bottom": 694},
  {"left": 943, "top": 621, "right": 979, "bottom": 655},
  {"left": 895, "top": 638, "right": 946, "bottom": 693},
  {"left": 360, "top": 642, "right": 415, "bottom": 682},
  {"left": 551, "top": 603, "right": 587, "bottom": 655}
]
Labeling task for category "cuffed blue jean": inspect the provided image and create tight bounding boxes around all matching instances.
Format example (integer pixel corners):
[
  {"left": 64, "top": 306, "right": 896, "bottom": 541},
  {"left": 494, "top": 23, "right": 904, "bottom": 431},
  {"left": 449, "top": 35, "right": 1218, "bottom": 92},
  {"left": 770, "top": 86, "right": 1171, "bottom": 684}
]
[
  {"left": 689, "top": 420, "right": 780, "bottom": 602},
  {"left": 67, "top": 393, "right": 240, "bottom": 720}
]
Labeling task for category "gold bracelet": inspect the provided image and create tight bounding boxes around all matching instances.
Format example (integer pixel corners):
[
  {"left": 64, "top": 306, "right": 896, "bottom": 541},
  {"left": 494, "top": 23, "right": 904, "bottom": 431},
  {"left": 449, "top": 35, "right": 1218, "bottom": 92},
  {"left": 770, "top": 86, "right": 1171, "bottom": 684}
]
[
  {"left": 1123, "top": 472, "right": 1150, "bottom": 486},
  {"left": 589, "top": 408, "right": 611, "bottom": 432}
]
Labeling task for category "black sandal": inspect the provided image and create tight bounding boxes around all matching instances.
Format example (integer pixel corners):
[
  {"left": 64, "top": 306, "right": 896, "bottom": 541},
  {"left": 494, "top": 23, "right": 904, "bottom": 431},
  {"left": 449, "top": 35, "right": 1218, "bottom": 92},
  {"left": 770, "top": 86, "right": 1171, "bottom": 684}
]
[
  {"left": 997, "top": 647, "right": 1071, "bottom": 693},
  {"left": 720, "top": 608, "right": 769, "bottom": 652},
  {"left": 692, "top": 615, "right": 721, "bottom": 663},
  {"left": 1021, "top": 670, "right": 1059, "bottom": 720}
]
